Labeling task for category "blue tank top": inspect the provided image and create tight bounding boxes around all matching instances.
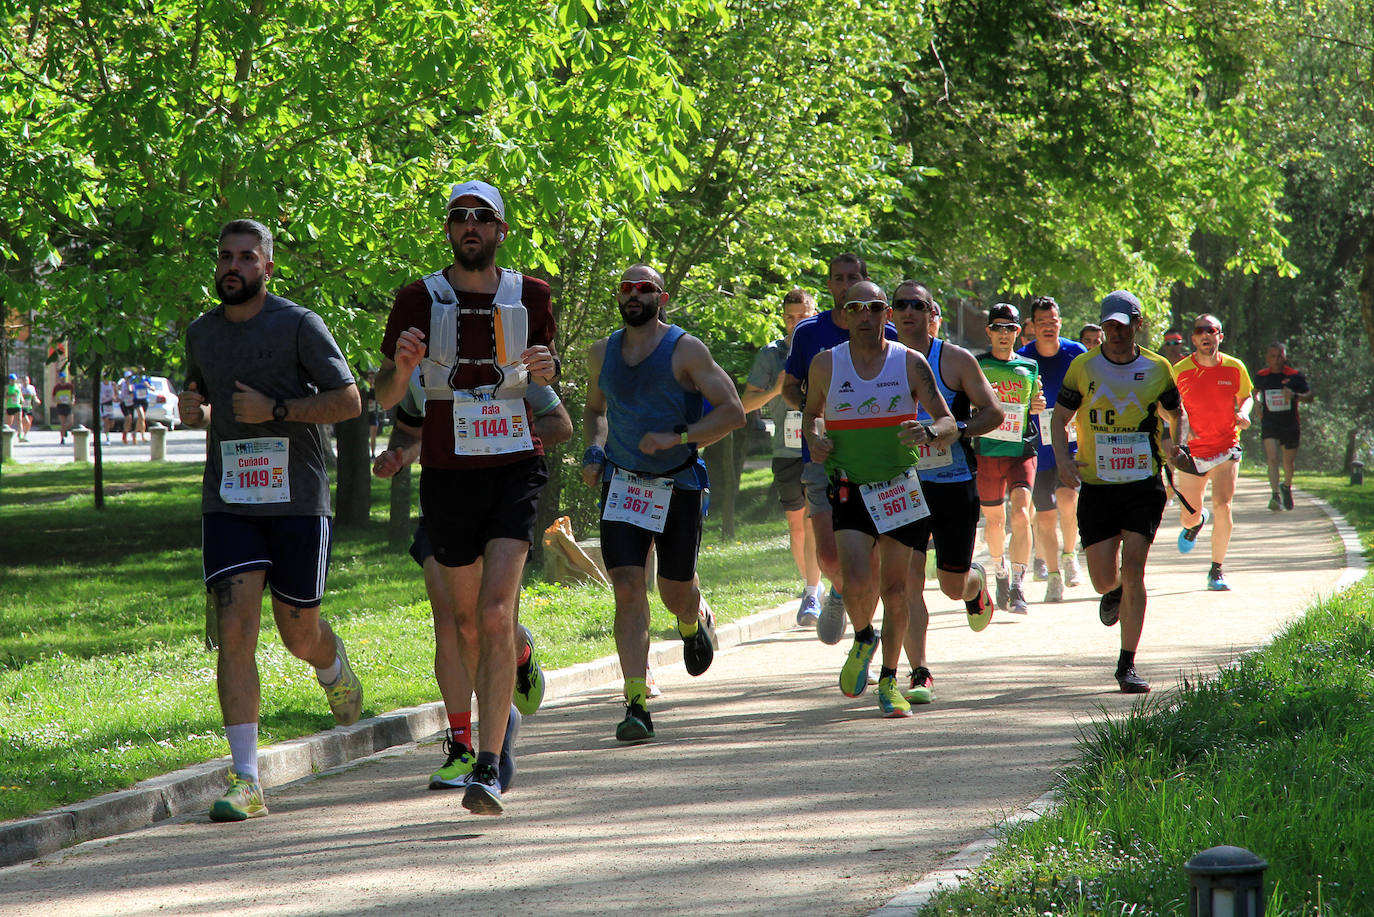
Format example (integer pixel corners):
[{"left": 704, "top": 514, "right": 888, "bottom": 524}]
[
  {"left": 916, "top": 338, "right": 974, "bottom": 484},
  {"left": 600, "top": 325, "right": 708, "bottom": 490}
]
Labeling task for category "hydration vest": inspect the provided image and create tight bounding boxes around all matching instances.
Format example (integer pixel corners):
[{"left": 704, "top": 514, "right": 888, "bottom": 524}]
[{"left": 418, "top": 267, "right": 529, "bottom": 405}]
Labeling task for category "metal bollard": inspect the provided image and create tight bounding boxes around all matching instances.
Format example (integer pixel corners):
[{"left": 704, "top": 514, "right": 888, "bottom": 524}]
[
  {"left": 71, "top": 425, "right": 91, "bottom": 463},
  {"left": 1352, "top": 460, "right": 1364, "bottom": 486},
  {"left": 149, "top": 424, "right": 167, "bottom": 460},
  {"left": 1185, "top": 845, "right": 1267, "bottom": 916}
]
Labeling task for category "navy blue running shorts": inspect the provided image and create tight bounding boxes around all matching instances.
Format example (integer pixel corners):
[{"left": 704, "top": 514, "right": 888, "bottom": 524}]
[{"left": 202, "top": 512, "right": 333, "bottom": 608}]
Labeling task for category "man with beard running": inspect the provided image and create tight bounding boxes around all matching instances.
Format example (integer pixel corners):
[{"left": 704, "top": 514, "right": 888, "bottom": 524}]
[
  {"left": 891, "top": 281, "right": 1003, "bottom": 705},
  {"left": 1049, "top": 290, "right": 1183, "bottom": 694},
  {"left": 375, "top": 181, "right": 559, "bottom": 815},
  {"left": 583, "top": 264, "right": 744, "bottom": 741},
  {"left": 180, "top": 219, "right": 364, "bottom": 822}
]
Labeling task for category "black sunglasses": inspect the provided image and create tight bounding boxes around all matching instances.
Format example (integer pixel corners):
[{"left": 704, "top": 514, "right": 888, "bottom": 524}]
[
  {"left": 892, "top": 298, "right": 931, "bottom": 312},
  {"left": 448, "top": 206, "right": 501, "bottom": 224}
]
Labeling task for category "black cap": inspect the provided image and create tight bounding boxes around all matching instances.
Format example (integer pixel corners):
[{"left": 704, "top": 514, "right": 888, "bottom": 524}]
[
  {"left": 1099, "top": 290, "right": 1143, "bottom": 325},
  {"left": 988, "top": 302, "right": 1021, "bottom": 325}
]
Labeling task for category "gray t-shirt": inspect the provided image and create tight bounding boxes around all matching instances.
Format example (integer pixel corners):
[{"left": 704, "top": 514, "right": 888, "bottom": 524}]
[
  {"left": 185, "top": 294, "right": 355, "bottom": 516},
  {"left": 747, "top": 338, "right": 801, "bottom": 459}
]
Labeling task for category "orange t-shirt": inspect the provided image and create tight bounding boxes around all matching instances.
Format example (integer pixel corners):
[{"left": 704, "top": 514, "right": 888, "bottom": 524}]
[{"left": 1174, "top": 353, "right": 1253, "bottom": 457}]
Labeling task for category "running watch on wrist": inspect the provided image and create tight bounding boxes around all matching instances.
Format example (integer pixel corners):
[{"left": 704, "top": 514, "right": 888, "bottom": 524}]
[{"left": 273, "top": 399, "right": 288, "bottom": 422}]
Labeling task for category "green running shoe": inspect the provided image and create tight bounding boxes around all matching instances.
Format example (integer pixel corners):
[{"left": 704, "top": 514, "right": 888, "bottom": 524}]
[
  {"left": 209, "top": 770, "right": 267, "bottom": 822},
  {"left": 904, "top": 666, "right": 935, "bottom": 705},
  {"left": 877, "top": 676, "right": 912, "bottom": 718},
  {"left": 513, "top": 624, "right": 545, "bottom": 716},
  {"left": 428, "top": 730, "right": 476, "bottom": 789},
  {"left": 839, "top": 632, "right": 879, "bottom": 698},
  {"left": 322, "top": 634, "right": 363, "bottom": 726}
]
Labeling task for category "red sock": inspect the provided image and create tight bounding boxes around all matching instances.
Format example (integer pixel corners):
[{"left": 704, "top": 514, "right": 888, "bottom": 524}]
[
  {"left": 447, "top": 712, "right": 472, "bottom": 748},
  {"left": 516, "top": 642, "right": 532, "bottom": 667}
]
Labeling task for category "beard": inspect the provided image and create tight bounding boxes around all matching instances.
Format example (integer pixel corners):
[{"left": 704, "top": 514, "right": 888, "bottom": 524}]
[
  {"left": 216, "top": 271, "right": 263, "bottom": 306},
  {"left": 618, "top": 300, "right": 657, "bottom": 327},
  {"left": 453, "top": 233, "right": 499, "bottom": 271}
]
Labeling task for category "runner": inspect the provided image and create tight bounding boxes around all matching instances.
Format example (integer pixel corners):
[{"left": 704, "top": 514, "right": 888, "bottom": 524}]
[
  {"left": 582, "top": 263, "right": 744, "bottom": 742},
  {"left": 1172, "top": 314, "right": 1253, "bottom": 591},
  {"left": 1160, "top": 327, "right": 1187, "bottom": 365},
  {"left": 52, "top": 371, "right": 75, "bottom": 444},
  {"left": 1049, "top": 290, "right": 1183, "bottom": 694},
  {"left": 372, "top": 371, "right": 572, "bottom": 792},
  {"left": 1254, "top": 342, "right": 1313, "bottom": 511},
  {"left": 741, "top": 288, "right": 822, "bottom": 626},
  {"left": 974, "top": 304, "right": 1043, "bottom": 614},
  {"left": 100, "top": 375, "right": 117, "bottom": 443},
  {"left": 891, "top": 282, "right": 1004, "bottom": 705},
  {"left": 375, "top": 179, "right": 560, "bottom": 815},
  {"left": 1078, "top": 324, "right": 1103, "bottom": 350},
  {"left": 118, "top": 371, "right": 136, "bottom": 444},
  {"left": 131, "top": 369, "right": 150, "bottom": 443},
  {"left": 179, "top": 218, "right": 365, "bottom": 822},
  {"left": 781, "top": 253, "right": 898, "bottom": 645},
  {"left": 802, "top": 280, "right": 957, "bottom": 717},
  {"left": 19, "top": 375, "right": 39, "bottom": 442},
  {"left": 5, "top": 373, "right": 22, "bottom": 439},
  {"left": 1017, "top": 296, "right": 1087, "bottom": 602}
]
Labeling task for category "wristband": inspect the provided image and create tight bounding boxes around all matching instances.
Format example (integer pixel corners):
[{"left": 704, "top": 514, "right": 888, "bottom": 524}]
[{"left": 583, "top": 445, "right": 607, "bottom": 467}]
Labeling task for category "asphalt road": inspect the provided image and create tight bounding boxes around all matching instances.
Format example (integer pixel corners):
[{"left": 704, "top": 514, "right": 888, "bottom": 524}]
[{"left": 0, "top": 476, "right": 1356, "bottom": 917}]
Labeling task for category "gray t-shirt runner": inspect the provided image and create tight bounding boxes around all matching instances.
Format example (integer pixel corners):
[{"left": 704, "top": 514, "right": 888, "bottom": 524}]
[{"left": 185, "top": 294, "right": 355, "bottom": 516}]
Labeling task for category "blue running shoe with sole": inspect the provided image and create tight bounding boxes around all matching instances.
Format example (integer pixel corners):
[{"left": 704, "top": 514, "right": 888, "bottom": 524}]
[{"left": 1177, "top": 508, "right": 1211, "bottom": 554}]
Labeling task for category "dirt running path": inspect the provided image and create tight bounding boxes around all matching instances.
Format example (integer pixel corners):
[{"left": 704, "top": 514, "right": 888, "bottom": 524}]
[{"left": 0, "top": 477, "right": 1349, "bottom": 917}]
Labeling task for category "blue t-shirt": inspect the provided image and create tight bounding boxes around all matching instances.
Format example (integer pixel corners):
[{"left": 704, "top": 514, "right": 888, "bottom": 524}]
[
  {"left": 784, "top": 309, "right": 898, "bottom": 462},
  {"left": 1017, "top": 337, "right": 1086, "bottom": 467}
]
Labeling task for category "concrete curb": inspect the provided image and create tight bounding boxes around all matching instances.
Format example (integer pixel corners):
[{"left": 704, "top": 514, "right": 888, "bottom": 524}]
[
  {"left": 867, "top": 483, "right": 1366, "bottom": 915},
  {"left": 0, "top": 599, "right": 799, "bottom": 868}
]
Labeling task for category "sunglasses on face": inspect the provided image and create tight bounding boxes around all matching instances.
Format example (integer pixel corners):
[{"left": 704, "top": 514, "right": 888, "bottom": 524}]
[
  {"left": 448, "top": 206, "right": 501, "bottom": 224},
  {"left": 988, "top": 322, "right": 1020, "bottom": 333},
  {"left": 842, "top": 300, "right": 889, "bottom": 313},
  {"left": 892, "top": 298, "right": 931, "bottom": 312},
  {"left": 1193, "top": 326, "right": 1221, "bottom": 336},
  {"left": 619, "top": 280, "right": 662, "bottom": 295}
]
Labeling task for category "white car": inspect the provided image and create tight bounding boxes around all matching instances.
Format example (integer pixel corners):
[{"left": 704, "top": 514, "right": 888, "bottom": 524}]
[{"left": 143, "top": 376, "right": 180, "bottom": 429}]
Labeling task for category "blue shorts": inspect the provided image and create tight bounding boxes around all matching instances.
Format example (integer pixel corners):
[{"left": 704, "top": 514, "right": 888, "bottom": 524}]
[{"left": 202, "top": 512, "right": 333, "bottom": 608}]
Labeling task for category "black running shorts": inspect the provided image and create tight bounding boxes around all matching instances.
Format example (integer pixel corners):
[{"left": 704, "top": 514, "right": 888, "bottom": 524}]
[
  {"left": 599, "top": 482, "right": 704, "bottom": 583},
  {"left": 908, "top": 479, "right": 979, "bottom": 574},
  {"left": 419, "top": 457, "right": 548, "bottom": 568},
  {"left": 1263, "top": 426, "right": 1301, "bottom": 450},
  {"left": 1077, "top": 477, "right": 1167, "bottom": 548},
  {"left": 827, "top": 475, "right": 927, "bottom": 551},
  {"left": 772, "top": 457, "right": 805, "bottom": 513},
  {"left": 202, "top": 512, "right": 333, "bottom": 608}
]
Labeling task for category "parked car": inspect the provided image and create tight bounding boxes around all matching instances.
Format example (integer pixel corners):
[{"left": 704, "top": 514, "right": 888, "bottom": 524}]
[{"left": 144, "top": 375, "right": 180, "bottom": 429}]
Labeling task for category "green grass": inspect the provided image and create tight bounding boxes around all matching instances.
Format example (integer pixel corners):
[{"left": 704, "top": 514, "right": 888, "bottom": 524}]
[
  {"left": 915, "top": 471, "right": 1374, "bottom": 917},
  {"left": 0, "top": 460, "right": 799, "bottom": 821}
]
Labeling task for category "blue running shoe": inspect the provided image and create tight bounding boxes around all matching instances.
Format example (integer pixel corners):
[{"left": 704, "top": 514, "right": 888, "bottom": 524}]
[
  {"left": 796, "top": 593, "right": 820, "bottom": 627},
  {"left": 1207, "top": 564, "right": 1230, "bottom": 591},
  {"left": 1177, "top": 508, "right": 1210, "bottom": 554}
]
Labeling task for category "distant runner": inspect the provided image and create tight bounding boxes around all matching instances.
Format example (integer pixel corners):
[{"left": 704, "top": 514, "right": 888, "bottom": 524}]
[{"left": 1254, "top": 342, "right": 1313, "bottom": 512}]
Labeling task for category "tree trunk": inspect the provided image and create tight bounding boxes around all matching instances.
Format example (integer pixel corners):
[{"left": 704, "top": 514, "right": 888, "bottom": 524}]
[
  {"left": 1360, "top": 226, "right": 1374, "bottom": 360},
  {"left": 704, "top": 431, "right": 738, "bottom": 540},
  {"left": 332, "top": 413, "right": 371, "bottom": 526},
  {"left": 388, "top": 463, "right": 412, "bottom": 546},
  {"left": 91, "top": 358, "right": 105, "bottom": 509},
  {"left": 1345, "top": 427, "right": 1358, "bottom": 474}
]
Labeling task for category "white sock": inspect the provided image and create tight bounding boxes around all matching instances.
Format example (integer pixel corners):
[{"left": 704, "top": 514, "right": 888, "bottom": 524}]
[
  {"left": 991, "top": 555, "right": 1007, "bottom": 577},
  {"left": 226, "top": 723, "right": 259, "bottom": 781},
  {"left": 1011, "top": 563, "right": 1027, "bottom": 587},
  {"left": 316, "top": 655, "right": 342, "bottom": 686},
  {"left": 805, "top": 584, "right": 821, "bottom": 599}
]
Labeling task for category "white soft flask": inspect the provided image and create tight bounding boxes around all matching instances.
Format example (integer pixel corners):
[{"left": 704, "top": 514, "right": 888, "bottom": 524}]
[{"left": 493, "top": 302, "right": 530, "bottom": 399}]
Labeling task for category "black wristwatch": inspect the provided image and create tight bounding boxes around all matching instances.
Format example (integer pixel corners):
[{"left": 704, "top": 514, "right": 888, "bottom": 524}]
[
  {"left": 673, "top": 422, "right": 690, "bottom": 444},
  {"left": 551, "top": 356, "right": 562, "bottom": 380},
  {"left": 273, "top": 399, "right": 288, "bottom": 422},
  {"left": 956, "top": 420, "right": 968, "bottom": 440},
  {"left": 919, "top": 421, "right": 935, "bottom": 442}
]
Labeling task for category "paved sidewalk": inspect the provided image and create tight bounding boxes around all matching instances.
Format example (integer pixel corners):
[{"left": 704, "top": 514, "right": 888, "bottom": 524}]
[
  {"left": 1, "top": 427, "right": 209, "bottom": 465},
  {"left": 0, "top": 477, "right": 1356, "bottom": 916}
]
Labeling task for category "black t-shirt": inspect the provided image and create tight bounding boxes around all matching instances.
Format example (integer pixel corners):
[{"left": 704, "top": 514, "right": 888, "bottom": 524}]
[{"left": 1254, "top": 366, "right": 1309, "bottom": 434}]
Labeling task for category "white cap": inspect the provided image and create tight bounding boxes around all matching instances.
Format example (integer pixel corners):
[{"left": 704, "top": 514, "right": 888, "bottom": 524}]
[{"left": 447, "top": 181, "right": 505, "bottom": 221}]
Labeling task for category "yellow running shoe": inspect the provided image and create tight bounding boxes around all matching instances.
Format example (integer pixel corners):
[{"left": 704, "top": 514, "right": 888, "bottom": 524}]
[
  {"left": 322, "top": 634, "right": 363, "bottom": 726},
  {"left": 877, "top": 676, "right": 913, "bottom": 718},
  {"left": 209, "top": 770, "right": 267, "bottom": 821}
]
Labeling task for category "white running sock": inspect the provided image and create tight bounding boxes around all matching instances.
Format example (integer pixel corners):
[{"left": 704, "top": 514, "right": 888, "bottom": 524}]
[
  {"left": 226, "top": 723, "right": 259, "bottom": 781},
  {"left": 1011, "top": 563, "right": 1027, "bottom": 587},
  {"left": 316, "top": 655, "right": 342, "bottom": 686},
  {"left": 805, "top": 585, "right": 821, "bottom": 599}
]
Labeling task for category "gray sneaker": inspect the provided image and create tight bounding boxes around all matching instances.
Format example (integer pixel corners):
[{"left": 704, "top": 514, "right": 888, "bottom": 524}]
[
  {"left": 1044, "top": 572, "right": 1064, "bottom": 603},
  {"left": 1061, "top": 552, "right": 1083, "bottom": 587},
  {"left": 1032, "top": 558, "right": 1049, "bottom": 581},
  {"left": 817, "top": 589, "right": 847, "bottom": 645},
  {"left": 1008, "top": 582, "right": 1029, "bottom": 614},
  {"left": 321, "top": 634, "right": 363, "bottom": 726}
]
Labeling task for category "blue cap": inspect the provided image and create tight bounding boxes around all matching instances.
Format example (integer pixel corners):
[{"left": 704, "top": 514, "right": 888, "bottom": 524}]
[{"left": 1099, "top": 290, "right": 1143, "bottom": 325}]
